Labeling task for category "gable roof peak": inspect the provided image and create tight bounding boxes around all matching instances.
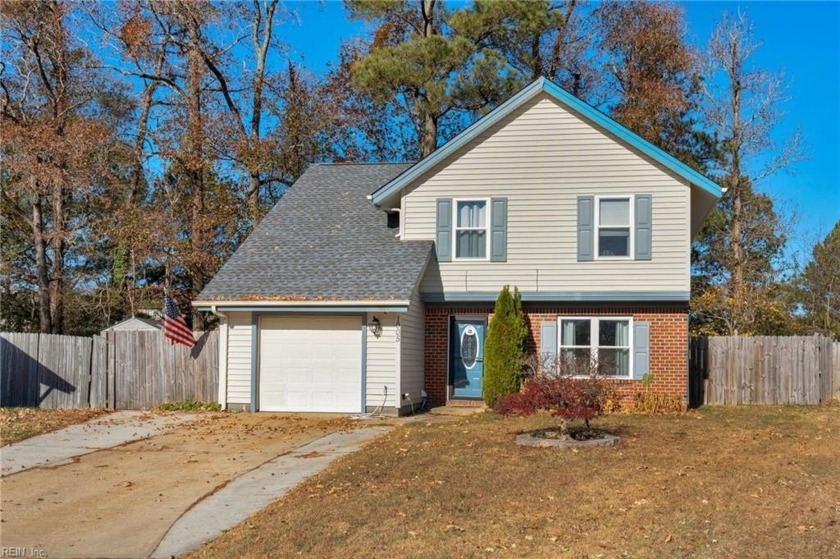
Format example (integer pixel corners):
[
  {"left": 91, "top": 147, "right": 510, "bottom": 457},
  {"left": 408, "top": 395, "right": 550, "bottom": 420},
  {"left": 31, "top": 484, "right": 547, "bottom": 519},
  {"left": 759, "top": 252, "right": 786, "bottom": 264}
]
[{"left": 371, "top": 76, "right": 722, "bottom": 205}]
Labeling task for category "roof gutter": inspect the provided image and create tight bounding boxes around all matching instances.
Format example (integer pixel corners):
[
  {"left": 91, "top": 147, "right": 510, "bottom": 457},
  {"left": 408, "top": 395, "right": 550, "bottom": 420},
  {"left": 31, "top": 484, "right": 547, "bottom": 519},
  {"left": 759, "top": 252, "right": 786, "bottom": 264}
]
[
  {"left": 193, "top": 299, "right": 411, "bottom": 313},
  {"left": 194, "top": 299, "right": 410, "bottom": 308}
]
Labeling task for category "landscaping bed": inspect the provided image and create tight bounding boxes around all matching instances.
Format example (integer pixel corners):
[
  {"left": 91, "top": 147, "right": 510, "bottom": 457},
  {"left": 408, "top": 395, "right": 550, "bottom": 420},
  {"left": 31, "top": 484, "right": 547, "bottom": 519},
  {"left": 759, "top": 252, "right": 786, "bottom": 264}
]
[{"left": 189, "top": 405, "right": 840, "bottom": 559}]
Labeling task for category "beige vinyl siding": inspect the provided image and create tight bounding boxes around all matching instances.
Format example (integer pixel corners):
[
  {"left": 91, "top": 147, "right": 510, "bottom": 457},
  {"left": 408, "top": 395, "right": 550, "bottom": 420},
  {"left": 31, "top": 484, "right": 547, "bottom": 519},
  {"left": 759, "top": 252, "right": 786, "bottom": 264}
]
[
  {"left": 399, "top": 288, "right": 426, "bottom": 404},
  {"left": 403, "top": 93, "right": 690, "bottom": 295},
  {"left": 366, "top": 313, "right": 399, "bottom": 409},
  {"left": 226, "top": 311, "right": 252, "bottom": 405}
]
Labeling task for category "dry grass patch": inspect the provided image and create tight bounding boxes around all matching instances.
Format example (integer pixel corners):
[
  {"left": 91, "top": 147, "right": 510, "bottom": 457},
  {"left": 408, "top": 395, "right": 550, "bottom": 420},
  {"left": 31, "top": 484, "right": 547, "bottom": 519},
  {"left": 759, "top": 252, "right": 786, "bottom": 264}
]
[
  {"left": 0, "top": 407, "right": 110, "bottom": 445},
  {"left": 190, "top": 405, "right": 840, "bottom": 559}
]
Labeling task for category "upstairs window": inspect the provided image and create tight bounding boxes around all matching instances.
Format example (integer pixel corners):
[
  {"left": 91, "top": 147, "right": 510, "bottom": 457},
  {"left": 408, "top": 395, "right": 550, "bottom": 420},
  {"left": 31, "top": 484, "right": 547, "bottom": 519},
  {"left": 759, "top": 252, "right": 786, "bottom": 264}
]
[
  {"left": 597, "top": 197, "right": 632, "bottom": 257},
  {"left": 454, "top": 200, "right": 488, "bottom": 259}
]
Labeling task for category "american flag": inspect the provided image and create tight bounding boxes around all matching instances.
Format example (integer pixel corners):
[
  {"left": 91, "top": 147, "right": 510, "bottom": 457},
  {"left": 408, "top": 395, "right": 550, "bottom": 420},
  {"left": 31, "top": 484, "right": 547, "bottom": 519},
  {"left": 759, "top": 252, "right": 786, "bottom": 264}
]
[{"left": 163, "top": 294, "right": 196, "bottom": 348}]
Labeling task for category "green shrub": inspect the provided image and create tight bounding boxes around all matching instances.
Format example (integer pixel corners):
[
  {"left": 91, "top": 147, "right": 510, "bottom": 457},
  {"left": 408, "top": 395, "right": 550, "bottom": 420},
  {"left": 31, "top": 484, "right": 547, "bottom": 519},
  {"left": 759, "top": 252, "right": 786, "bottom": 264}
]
[
  {"left": 483, "top": 285, "right": 528, "bottom": 407},
  {"left": 156, "top": 399, "right": 221, "bottom": 412}
]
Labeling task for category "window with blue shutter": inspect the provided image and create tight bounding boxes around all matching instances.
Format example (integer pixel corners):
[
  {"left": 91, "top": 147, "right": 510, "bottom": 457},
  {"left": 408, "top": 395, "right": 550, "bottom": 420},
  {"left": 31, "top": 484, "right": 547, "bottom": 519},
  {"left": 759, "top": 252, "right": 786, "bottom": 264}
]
[
  {"left": 579, "top": 194, "right": 653, "bottom": 261},
  {"left": 597, "top": 197, "right": 631, "bottom": 257},
  {"left": 454, "top": 200, "right": 487, "bottom": 258}
]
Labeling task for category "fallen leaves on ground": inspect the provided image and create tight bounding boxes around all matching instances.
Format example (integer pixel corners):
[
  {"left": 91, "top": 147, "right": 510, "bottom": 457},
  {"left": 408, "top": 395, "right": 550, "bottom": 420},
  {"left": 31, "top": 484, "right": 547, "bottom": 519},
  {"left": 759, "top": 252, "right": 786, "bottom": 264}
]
[
  {"left": 188, "top": 404, "right": 840, "bottom": 559},
  {"left": 1, "top": 407, "right": 110, "bottom": 446}
]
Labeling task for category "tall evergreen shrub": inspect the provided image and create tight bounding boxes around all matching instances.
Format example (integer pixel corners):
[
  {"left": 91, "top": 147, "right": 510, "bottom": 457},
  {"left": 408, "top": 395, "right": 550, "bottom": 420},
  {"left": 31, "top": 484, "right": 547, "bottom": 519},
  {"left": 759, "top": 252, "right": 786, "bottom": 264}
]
[{"left": 483, "top": 285, "right": 528, "bottom": 407}]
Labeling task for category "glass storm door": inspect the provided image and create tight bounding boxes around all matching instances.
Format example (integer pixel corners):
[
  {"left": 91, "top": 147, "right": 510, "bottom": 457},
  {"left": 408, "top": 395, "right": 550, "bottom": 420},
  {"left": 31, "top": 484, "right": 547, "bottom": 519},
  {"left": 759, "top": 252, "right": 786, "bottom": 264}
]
[{"left": 451, "top": 318, "right": 485, "bottom": 399}]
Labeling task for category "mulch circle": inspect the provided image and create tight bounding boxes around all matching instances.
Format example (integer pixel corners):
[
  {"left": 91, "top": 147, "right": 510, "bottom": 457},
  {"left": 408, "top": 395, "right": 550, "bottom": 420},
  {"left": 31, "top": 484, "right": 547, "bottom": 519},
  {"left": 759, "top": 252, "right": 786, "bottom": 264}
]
[{"left": 515, "top": 428, "right": 620, "bottom": 449}]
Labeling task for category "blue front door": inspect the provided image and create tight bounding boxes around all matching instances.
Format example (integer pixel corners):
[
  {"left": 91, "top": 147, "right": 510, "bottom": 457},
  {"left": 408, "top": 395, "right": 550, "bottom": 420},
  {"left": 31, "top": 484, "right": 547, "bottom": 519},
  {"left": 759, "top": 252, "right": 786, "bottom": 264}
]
[{"left": 451, "top": 318, "right": 485, "bottom": 399}]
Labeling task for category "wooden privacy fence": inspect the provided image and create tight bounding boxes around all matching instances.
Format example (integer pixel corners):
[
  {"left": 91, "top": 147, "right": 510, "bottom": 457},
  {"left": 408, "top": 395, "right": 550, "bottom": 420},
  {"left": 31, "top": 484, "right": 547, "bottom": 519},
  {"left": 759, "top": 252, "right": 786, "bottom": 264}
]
[
  {"left": 0, "top": 330, "right": 218, "bottom": 409},
  {"left": 689, "top": 335, "right": 839, "bottom": 405}
]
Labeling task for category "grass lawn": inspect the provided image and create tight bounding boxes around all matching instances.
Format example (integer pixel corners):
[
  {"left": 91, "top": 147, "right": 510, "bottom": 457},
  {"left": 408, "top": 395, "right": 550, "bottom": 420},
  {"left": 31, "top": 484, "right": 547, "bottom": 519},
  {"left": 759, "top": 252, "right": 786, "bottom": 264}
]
[
  {"left": 0, "top": 407, "right": 109, "bottom": 445},
  {"left": 190, "top": 405, "right": 840, "bottom": 559}
]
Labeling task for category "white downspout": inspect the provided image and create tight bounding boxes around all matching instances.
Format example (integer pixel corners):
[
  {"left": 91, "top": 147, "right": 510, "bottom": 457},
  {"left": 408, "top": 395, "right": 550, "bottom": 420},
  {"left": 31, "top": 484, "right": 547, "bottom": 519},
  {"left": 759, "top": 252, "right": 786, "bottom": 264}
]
[{"left": 211, "top": 305, "right": 229, "bottom": 410}]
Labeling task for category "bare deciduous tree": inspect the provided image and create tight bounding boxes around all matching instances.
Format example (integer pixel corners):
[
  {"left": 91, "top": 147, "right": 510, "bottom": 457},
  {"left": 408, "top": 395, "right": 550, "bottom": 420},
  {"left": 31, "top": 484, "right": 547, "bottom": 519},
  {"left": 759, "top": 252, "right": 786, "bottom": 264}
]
[
  {"left": 692, "top": 11, "right": 803, "bottom": 335},
  {"left": 1, "top": 0, "right": 127, "bottom": 333}
]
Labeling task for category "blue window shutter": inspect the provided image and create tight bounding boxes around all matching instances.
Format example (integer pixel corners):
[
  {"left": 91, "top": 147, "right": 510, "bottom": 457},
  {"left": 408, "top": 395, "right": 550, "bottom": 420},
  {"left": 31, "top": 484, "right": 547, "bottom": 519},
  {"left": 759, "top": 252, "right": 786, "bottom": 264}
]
[
  {"left": 577, "top": 196, "right": 594, "bottom": 261},
  {"left": 490, "top": 197, "right": 508, "bottom": 262},
  {"left": 635, "top": 194, "right": 652, "bottom": 260},
  {"left": 540, "top": 321, "right": 557, "bottom": 373},
  {"left": 436, "top": 198, "right": 452, "bottom": 262},
  {"left": 633, "top": 321, "right": 650, "bottom": 379}
]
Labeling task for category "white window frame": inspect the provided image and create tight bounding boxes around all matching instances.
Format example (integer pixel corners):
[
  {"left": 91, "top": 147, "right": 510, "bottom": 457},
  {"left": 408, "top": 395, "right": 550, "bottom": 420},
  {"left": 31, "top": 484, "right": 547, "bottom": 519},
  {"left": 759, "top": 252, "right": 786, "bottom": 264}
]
[
  {"left": 595, "top": 195, "right": 634, "bottom": 260},
  {"left": 452, "top": 198, "right": 491, "bottom": 261},
  {"left": 556, "top": 316, "right": 634, "bottom": 378}
]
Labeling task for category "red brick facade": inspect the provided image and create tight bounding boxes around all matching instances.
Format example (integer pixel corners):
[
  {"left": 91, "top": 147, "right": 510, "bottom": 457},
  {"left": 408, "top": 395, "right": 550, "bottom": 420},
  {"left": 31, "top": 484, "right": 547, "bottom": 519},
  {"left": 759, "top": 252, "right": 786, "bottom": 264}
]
[{"left": 423, "top": 303, "right": 689, "bottom": 407}]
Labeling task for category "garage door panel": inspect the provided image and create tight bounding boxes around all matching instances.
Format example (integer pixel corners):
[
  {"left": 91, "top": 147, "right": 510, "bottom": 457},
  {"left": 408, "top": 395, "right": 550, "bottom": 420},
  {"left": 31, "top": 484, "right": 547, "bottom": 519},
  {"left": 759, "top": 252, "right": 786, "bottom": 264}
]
[{"left": 259, "top": 316, "right": 362, "bottom": 413}]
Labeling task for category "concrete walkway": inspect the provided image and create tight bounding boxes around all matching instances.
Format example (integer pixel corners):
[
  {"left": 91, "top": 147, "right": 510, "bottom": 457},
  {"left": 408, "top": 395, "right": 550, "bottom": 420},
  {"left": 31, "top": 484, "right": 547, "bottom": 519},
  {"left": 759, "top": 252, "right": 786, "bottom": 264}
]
[
  {"left": 151, "top": 426, "right": 390, "bottom": 558},
  {"left": 1, "top": 411, "right": 202, "bottom": 477}
]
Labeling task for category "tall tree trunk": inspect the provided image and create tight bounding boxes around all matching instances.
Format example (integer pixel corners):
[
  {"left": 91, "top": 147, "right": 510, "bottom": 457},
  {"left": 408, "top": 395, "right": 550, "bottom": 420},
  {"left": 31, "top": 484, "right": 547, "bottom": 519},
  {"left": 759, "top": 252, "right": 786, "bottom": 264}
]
[
  {"left": 422, "top": 0, "right": 435, "bottom": 37},
  {"left": 31, "top": 191, "right": 52, "bottom": 333},
  {"left": 729, "top": 65, "right": 744, "bottom": 335},
  {"left": 530, "top": 35, "right": 542, "bottom": 80},
  {"left": 548, "top": 0, "right": 576, "bottom": 78},
  {"left": 421, "top": 112, "right": 438, "bottom": 157},
  {"left": 419, "top": 0, "right": 438, "bottom": 157},
  {"left": 186, "top": 17, "right": 207, "bottom": 327},
  {"left": 49, "top": 184, "right": 65, "bottom": 333},
  {"left": 246, "top": 0, "right": 277, "bottom": 225}
]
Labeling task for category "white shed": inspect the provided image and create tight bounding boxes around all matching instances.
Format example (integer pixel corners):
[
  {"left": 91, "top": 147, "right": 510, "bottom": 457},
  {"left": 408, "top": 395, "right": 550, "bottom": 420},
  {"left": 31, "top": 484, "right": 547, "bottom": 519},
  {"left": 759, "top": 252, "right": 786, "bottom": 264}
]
[{"left": 101, "top": 317, "right": 162, "bottom": 332}]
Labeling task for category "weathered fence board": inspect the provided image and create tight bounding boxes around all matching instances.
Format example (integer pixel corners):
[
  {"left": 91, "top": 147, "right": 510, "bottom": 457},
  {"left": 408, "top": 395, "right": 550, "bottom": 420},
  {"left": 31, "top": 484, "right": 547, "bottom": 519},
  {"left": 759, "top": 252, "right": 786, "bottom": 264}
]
[
  {"left": 1, "top": 333, "right": 41, "bottom": 406},
  {"left": 36, "top": 334, "right": 92, "bottom": 409},
  {"left": 834, "top": 342, "right": 840, "bottom": 400},
  {"left": 90, "top": 335, "right": 107, "bottom": 408},
  {"left": 0, "top": 330, "right": 218, "bottom": 409},
  {"left": 690, "top": 335, "right": 838, "bottom": 405}
]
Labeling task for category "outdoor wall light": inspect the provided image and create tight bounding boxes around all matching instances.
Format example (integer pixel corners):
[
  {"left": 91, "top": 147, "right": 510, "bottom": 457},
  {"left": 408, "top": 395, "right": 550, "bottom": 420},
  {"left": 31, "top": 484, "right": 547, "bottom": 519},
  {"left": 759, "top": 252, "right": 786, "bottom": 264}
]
[{"left": 370, "top": 316, "right": 382, "bottom": 338}]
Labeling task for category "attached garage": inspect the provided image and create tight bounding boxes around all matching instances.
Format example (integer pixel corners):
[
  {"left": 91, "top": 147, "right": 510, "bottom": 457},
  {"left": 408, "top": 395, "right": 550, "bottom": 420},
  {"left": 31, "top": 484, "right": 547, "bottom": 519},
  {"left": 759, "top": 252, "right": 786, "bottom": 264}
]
[
  {"left": 193, "top": 164, "right": 433, "bottom": 415},
  {"left": 258, "top": 315, "right": 363, "bottom": 413}
]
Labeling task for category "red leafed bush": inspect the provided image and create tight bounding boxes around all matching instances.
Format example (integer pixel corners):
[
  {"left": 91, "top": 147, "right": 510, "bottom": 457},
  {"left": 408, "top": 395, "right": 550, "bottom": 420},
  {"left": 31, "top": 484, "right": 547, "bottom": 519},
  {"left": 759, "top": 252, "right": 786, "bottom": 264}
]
[{"left": 495, "top": 374, "right": 612, "bottom": 432}]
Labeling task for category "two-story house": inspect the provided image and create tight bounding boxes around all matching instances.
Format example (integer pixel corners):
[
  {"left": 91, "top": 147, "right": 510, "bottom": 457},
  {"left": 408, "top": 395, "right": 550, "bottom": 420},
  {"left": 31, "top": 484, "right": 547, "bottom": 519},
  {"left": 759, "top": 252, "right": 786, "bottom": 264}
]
[{"left": 194, "top": 77, "right": 722, "bottom": 414}]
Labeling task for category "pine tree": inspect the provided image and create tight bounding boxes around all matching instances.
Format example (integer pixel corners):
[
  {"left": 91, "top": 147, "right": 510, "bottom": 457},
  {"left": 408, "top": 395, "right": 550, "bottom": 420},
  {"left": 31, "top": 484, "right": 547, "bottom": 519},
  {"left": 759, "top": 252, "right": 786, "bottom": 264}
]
[
  {"left": 796, "top": 222, "right": 840, "bottom": 339},
  {"left": 346, "top": 0, "right": 519, "bottom": 157},
  {"left": 483, "top": 286, "right": 528, "bottom": 407}
]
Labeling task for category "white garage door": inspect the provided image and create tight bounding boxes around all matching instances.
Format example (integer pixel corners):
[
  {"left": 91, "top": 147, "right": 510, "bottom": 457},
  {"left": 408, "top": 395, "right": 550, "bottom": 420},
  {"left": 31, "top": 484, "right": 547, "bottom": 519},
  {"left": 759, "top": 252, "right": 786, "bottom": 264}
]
[{"left": 259, "top": 316, "right": 362, "bottom": 413}]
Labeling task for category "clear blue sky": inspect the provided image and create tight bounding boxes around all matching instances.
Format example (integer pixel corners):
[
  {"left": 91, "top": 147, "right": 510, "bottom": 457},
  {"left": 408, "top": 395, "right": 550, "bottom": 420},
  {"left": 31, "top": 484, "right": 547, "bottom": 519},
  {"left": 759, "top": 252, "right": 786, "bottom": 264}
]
[{"left": 282, "top": 0, "right": 839, "bottom": 258}]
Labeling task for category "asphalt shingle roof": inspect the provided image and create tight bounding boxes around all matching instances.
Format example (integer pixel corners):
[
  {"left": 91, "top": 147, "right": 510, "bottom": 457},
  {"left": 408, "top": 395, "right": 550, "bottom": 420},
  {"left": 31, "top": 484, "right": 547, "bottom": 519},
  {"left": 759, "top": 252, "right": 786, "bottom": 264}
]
[{"left": 197, "top": 163, "right": 432, "bottom": 302}]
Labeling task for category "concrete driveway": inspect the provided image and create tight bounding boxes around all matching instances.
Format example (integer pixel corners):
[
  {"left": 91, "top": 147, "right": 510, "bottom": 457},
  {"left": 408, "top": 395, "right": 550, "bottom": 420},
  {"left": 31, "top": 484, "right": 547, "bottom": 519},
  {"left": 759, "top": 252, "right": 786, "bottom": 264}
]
[{"left": 0, "top": 411, "right": 390, "bottom": 558}]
